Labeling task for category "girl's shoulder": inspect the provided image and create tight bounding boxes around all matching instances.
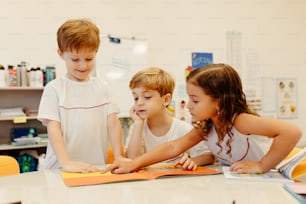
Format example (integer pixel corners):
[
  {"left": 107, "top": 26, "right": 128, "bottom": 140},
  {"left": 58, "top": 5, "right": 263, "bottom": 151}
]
[
  {"left": 232, "top": 113, "right": 260, "bottom": 134},
  {"left": 233, "top": 112, "right": 259, "bottom": 122}
]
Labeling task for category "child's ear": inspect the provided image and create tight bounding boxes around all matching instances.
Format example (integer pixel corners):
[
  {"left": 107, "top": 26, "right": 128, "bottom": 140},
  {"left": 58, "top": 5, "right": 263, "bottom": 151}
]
[
  {"left": 163, "top": 93, "right": 172, "bottom": 107},
  {"left": 57, "top": 49, "right": 64, "bottom": 59}
]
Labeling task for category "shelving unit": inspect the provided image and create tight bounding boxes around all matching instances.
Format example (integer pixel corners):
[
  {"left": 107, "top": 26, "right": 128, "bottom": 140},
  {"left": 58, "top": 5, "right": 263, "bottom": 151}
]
[{"left": 0, "top": 87, "right": 47, "bottom": 155}]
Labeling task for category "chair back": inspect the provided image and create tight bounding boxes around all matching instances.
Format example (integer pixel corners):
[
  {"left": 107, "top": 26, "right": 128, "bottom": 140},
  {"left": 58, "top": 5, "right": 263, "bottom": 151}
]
[{"left": 0, "top": 155, "right": 20, "bottom": 176}]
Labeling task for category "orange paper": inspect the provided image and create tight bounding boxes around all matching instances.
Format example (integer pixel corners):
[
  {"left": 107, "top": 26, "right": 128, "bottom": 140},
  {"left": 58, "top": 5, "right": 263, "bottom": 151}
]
[{"left": 61, "top": 165, "right": 220, "bottom": 187}]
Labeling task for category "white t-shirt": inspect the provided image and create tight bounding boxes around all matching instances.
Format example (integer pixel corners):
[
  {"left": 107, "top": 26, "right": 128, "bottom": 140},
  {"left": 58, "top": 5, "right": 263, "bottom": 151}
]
[
  {"left": 38, "top": 76, "right": 119, "bottom": 169},
  {"left": 206, "top": 126, "right": 272, "bottom": 166},
  {"left": 125, "top": 117, "right": 208, "bottom": 162}
]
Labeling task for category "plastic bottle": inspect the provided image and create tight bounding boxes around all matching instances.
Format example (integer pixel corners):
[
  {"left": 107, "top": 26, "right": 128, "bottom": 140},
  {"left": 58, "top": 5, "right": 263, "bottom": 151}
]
[
  {"left": 0, "top": 64, "right": 6, "bottom": 87},
  {"left": 8, "top": 65, "right": 17, "bottom": 87}
]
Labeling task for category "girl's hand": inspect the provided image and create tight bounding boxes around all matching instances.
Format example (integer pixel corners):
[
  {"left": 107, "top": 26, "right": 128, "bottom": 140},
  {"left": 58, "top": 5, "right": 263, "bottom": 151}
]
[
  {"left": 230, "top": 161, "right": 263, "bottom": 174},
  {"left": 101, "top": 160, "right": 138, "bottom": 174},
  {"left": 175, "top": 153, "right": 197, "bottom": 170},
  {"left": 61, "top": 160, "right": 99, "bottom": 173}
]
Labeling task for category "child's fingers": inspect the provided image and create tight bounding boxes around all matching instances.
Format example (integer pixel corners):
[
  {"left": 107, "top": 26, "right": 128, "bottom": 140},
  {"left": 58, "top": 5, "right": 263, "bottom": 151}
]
[
  {"left": 100, "top": 164, "right": 118, "bottom": 174},
  {"left": 182, "top": 160, "right": 197, "bottom": 170},
  {"left": 82, "top": 165, "right": 99, "bottom": 173},
  {"left": 175, "top": 153, "right": 197, "bottom": 170},
  {"left": 174, "top": 154, "right": 187, "bottom": 166}
]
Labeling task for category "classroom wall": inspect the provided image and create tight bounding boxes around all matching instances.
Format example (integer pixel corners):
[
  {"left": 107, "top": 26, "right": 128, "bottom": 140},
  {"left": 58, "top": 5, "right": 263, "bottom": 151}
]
[{"left": 0, "top": 0, "right": 305, "bottom": 146}]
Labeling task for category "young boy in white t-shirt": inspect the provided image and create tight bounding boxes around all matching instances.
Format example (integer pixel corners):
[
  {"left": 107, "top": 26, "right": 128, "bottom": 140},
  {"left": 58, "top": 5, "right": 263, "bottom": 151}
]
[
  {"left": 125, "top": 67, "right": 214, "bottom": 168},
  {"left": 38, "top": 19, "right": 123, "bottom": 172}
]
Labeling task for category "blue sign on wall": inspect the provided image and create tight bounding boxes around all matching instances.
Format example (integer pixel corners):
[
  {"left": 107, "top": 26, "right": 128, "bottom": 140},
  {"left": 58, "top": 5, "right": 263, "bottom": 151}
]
[{"left": 192, "top": 52, "right": 213, "bottom": 69}]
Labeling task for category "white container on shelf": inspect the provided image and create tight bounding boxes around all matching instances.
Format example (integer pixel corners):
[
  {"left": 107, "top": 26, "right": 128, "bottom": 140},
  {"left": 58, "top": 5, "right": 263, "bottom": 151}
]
[{"left": 0, "top": 67, "right": 6, "bottom": 87}]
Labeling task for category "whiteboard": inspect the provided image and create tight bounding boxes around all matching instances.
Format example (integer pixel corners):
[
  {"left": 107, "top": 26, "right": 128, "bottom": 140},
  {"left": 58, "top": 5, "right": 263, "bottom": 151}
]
[{"left": 96, "top": 38, "right": 148, "bottom": 117}]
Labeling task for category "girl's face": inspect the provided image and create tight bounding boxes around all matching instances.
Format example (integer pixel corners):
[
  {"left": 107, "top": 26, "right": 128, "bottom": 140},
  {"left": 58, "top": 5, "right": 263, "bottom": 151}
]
[
  {"left": 132, "top": 87, "right": 169, "bottom": 119},
  {"left": 186, "top": 82, "right": 219, "bottom": 122},
  {"left": 58, "top": 48, "right": 96, "bottom": 82}
]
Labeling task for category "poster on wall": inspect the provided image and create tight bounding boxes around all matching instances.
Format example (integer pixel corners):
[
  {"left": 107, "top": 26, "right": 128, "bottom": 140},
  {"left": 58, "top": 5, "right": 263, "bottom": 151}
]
[
  {"left": 277, "top": 78, "right": 297, "bottom": 119},
  {"left": 191, "top": 52, "right": 213, "bottom": 69}
]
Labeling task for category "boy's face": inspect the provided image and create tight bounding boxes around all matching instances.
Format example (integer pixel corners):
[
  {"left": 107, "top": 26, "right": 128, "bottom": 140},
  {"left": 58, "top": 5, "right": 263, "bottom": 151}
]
[
  {"left": 58, "top": 48, "right": 96, "bottom": 82},
  {"left": 131, "top": 87, "right": 169, "bottom": 119}
]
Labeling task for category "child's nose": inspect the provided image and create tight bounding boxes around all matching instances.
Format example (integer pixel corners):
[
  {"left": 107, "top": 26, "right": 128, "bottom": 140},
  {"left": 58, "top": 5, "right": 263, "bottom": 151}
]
[{"left": 78, "top": 61, "right": 87, "bottom": 70}]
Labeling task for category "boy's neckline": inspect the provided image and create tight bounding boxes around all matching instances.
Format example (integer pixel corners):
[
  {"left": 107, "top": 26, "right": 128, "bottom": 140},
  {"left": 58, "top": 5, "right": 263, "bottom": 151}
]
[{"left": 63, "top": 76, "right": 95, "bottom": 84}]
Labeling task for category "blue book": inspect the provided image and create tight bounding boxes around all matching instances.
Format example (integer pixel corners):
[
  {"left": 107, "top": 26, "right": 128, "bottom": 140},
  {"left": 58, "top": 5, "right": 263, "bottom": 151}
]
[
  {"left": 223, "top": 166, "right": 293, "bottom": 183},
  {"left": 223, "top": 147, "right": 306, "bottom": 183},
  {"left": 276, "top": 147, "right": 306, "bottom": 180}
]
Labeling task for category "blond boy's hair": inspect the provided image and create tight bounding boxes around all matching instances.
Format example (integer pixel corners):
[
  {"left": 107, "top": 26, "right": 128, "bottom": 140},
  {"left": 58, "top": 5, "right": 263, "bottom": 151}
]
[
  {"left": 129, "top": 67, "right": 175, "bottom": 97},
  {"left": 57, "top": 18, "right": 100, "bottom": 52}
]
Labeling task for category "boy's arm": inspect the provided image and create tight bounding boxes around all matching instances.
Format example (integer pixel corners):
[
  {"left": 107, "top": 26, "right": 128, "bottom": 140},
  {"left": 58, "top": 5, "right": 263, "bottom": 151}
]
[
  {"left": 125, "top": 120, "right": 145, "bottom": 159},
  {"left": 47, "top": 120, "right": 98, "bottom": 172},
  {"left": 47, "top": 120, "right": 70, "bottom": 164},
  {"left": 108, "top": 113, "right": 124, "bottom": 159}
]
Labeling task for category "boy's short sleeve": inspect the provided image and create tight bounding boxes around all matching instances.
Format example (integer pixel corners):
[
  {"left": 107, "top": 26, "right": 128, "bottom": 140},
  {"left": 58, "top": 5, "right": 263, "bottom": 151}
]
[
  {"left": 37, "top": 83, "right": 60, "bottom": 125},
  {"left": 107, "top": 101, "right": 120, "bottom": 115}
]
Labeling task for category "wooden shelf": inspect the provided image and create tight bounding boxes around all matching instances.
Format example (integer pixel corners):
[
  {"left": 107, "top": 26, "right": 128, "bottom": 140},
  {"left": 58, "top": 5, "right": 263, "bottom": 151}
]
[
  {"left": 0, "top": 142, "right": 47, "bottom": 151},
  {"left": 0, "top": 87, "right": 44, "bottom": 91},
  {"left": 0, "top": 116, "right": 38, "bottom": 121},
  {"left": 0, "top": 87, "right": 47, "bottom": 153}
]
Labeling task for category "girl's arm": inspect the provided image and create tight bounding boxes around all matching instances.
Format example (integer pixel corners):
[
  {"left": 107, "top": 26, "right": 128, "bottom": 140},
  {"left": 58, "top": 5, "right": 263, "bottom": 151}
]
[
  {"left": 108, "top": 113, "right": 124, "bottom": 160},
  {"left": 103, "top": 127, "right": 204, "bottom": 174},
  {"left": 47, "top": 120, "right": 98, "bottom": 172},
  {"left": 232, "top": 113, "right": 302, "bottom": 173},
  {"left": 190, "top": 152, "right": 215, "bottom": 166}
]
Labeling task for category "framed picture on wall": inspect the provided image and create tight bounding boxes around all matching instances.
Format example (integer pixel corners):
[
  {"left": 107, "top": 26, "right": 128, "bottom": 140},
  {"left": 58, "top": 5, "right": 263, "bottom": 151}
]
[{"left": 277, "top": 78, "right": 297, "bottom": 119}]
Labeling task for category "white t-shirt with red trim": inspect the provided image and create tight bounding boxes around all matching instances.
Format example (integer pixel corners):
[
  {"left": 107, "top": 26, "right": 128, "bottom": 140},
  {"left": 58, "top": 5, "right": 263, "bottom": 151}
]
[{"left": 38, "top": 76, "right": 119, "bottom": 169}]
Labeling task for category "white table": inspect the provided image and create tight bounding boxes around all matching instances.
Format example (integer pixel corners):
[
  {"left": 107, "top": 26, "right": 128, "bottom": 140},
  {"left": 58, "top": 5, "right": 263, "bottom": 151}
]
[{"left": 0, "top": 167, "right": 300, "bottom": 204}]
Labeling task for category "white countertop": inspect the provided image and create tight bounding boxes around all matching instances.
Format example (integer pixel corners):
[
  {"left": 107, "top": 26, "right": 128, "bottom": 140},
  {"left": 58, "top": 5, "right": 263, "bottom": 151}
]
[{"left": 0, "top": 166, "right": 300, "bottom": 204}]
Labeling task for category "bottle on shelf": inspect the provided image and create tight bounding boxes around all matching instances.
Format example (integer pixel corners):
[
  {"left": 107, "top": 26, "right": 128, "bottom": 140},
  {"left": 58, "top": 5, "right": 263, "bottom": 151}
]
[
  {"left": 0, "top": 64, "right": 6, "bottom": 87},
  {"left": 19, "top": 61, "right": 29, "bottom": 87},
  {"left": 8, "top": 65, "right": 17, "bottom": 87},
  {"left": 29, "top": 67, "right": 43, "bottom": 88},
  {"left": 44, "top": 66, "right": 56, "bottom": 85}
]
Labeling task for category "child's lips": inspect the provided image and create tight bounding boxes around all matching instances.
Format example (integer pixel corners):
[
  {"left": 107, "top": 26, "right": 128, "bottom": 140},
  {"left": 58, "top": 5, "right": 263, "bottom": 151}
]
[
  {"left": 138, "top": 109, "right": 146, "bottom": 113},
  {"left": 137, "top": 110, "right": 147, "bottom": 114}
]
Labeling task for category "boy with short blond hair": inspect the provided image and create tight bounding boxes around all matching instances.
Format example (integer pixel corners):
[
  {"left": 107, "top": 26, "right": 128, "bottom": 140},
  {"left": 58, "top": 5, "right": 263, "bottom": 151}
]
[{"left": 126, "top": 67, "right": 213, "bottom": 168}]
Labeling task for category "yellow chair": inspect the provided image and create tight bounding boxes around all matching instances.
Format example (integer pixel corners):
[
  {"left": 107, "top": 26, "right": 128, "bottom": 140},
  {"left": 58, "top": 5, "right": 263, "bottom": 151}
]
[
  {"left": 106, "top": 145, "right": 124, "bottom": 164},
  {"left": 0, "top": 155, "right": 20, "bottom": 176}
]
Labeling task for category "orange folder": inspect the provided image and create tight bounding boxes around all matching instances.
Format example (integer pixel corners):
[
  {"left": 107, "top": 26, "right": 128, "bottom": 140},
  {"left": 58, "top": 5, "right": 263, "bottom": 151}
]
[{"left": 61, "top": 164, "right": 220, "bottom": 187}]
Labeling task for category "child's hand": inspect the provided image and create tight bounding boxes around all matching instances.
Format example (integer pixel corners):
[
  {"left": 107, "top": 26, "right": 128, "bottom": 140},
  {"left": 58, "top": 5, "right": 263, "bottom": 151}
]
[
  {"left": 101, "top": 160, "right": 137, "bottom": 174},
  {"left": 230, "top": 161, "right": 263, "bottom": 174},
  {"left": 129, "top": 106, "right": 144, "bottom": 121},
  {"left": 175, "top": 153, "right": 197, "bottom": 170},
  {"left": 117, "top": 156, "right": 132, "bottom": 162},
  {"left": 61, "top": 160, "right": 99, "bottom": 173}
]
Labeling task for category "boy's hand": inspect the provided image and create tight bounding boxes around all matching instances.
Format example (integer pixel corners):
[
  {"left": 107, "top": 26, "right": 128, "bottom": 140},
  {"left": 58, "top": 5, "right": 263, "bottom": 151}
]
[
  {"left": 61, "top": 160, "right": 99, "bottom": 173},
  {"left": 130, "top": 106, "right": 144, "bottom": 121},
  {"left": 230, "top": 161, "right": 263, "bottom": 174},
  {"left": 175, "top": 153, "right": 197, "bottom": 170}
]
